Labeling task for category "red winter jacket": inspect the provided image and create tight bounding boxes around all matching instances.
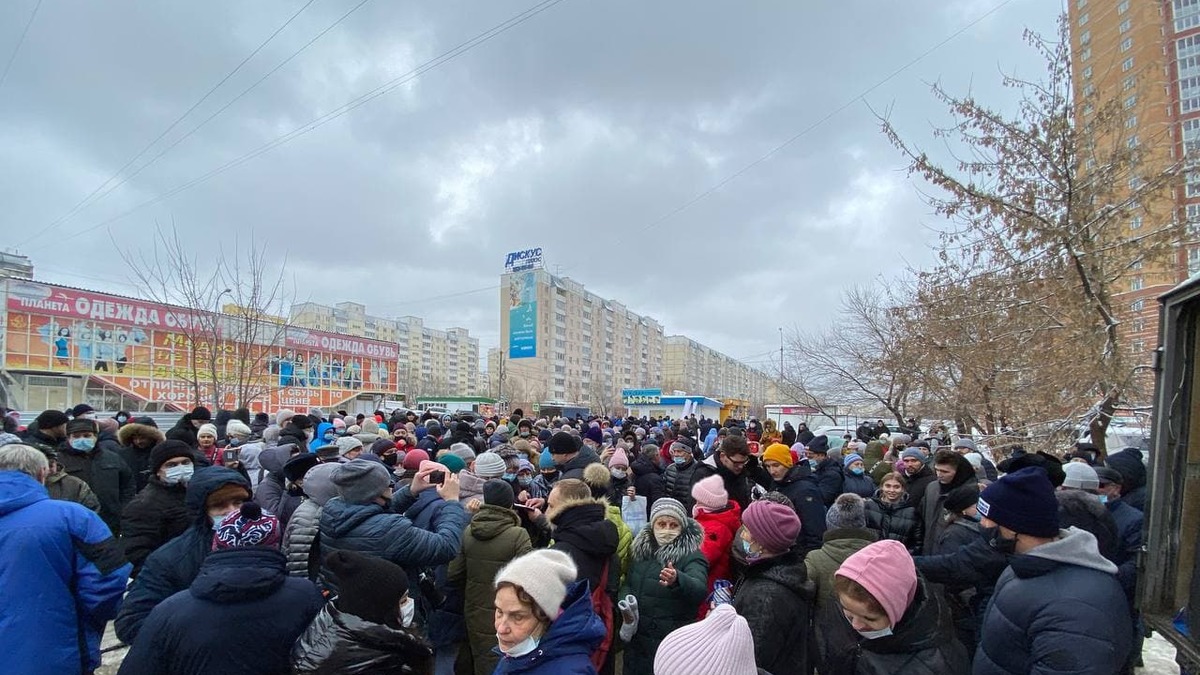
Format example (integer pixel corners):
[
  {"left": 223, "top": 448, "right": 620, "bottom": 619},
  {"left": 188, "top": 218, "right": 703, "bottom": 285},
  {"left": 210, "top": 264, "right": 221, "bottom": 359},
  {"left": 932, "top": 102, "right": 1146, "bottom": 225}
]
[{"left": 693, "top": 500, "right": 742, "bottom": 618}]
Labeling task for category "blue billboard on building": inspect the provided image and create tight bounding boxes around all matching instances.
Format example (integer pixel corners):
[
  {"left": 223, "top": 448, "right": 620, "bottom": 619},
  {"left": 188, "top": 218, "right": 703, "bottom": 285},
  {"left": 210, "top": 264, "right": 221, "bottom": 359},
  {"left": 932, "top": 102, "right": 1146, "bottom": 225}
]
[{"left": 508, "top": 270, "right": 537, "bottom": 359}]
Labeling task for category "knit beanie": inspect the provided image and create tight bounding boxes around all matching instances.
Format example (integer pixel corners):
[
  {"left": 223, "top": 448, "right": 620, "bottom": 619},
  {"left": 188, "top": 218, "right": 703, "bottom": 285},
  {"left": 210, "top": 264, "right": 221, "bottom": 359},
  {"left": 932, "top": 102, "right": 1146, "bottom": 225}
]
[
  {"left": 843, "top": 453, "right": 864, "bottom": 468},
  {"left": 331, "top": 417, "right": 346, "bottom": 430},
  {"left": 900, "top": 448, "right": 925, "bottom": 462},
  {"left": 448, "top": 443, "right": 475, "bottom": 463},
  {"left": 327, "top": 550, "right": 410, "bottom": 628},
  {"left": 690, "top": 475, "right": 728, "bottom": 514},
  {"left": 331, "top": 458, "right": 392, "bottom": 504},
  {"left": 149, "top": 440, "right": 196, "bottom": 473},
  {"left": 289, "top": 414, "right": 313, "bottom": 430},
  {"left": 300, "top": 463, "right": 341, "bottom": 506},
  {"left": 34, "top": 409, "right": 70, "bottom": 429},
  {"left": 539, "top": 448, "right": 555, "bottom": 469},
  {"left": 653, "top": 604, "right": 757, "bottom": 675},
  {"left": 189, "top": 406, "right": 212, "bottom": 421},
  {"left": 212, "top": 502, "right": 280, "bottom": 550},
  {"left": 953, "top": 437, "right": 977, "bottom": 452},
  {"left": 276, "top": 409, "right": 296, "bottom": 427},
  {"left": 584, "top": 426, "right": 604, "bottom": 446},
  {"left": 742, "top": 500, "right": 801, "bottom": 554},
  {"left": 1094, "top": 466, "right": 1123, "bottom": 487},
  {"left": 608, "top": 447, "right": 630, "bottom": 468},
  {"left": 762, "top": 443, "right": 794, "bottom": 469},
  {"left": 401, "top": 449, "right": 429, "bottom": 471},
  {"left": 1062, "top": 462, "right": 1100, "bottom": 491},
  {"left": 836, "top": 539, "right": 917, "bottom": 628},
  {"left": 474, "top": 452, "right": 507, "bottom": 479},
  {"left": 547, "top": 431, "right": 578, "bottom": 455},
  {"left": 225, "top": 420, "right": 252, "bottom": 438},
  {"left": 825, "top": 493, "right": 867, "bottom": 530},
  {"left": 807, "top": 435, "right": 829, "bottom": 455},
  {"left": 650, "top": 497, "right": 688, "bottom": 527},
  {"left": 943, "top": 483, "right": 980, "bottom": 514},
  {"left": 483, "top": 479, "right": 515, "bottom": 509},
  {"left": 335, "top": 436, "right": 364, "bottom": 457},
  {"left": 978, "top": 467, "right": 1060, "bottom": 537},
  {"left": 204, "top": 482, "right": 252, "bottom": 511},
  {"left": 437, "top": 453, "right": 466, "bottom": 474},
  {"left": 1006, "top": 451, "right": 1067, "bottom": 488},
  {"left": 494, "top": 549, "right": 578, "bottom": 618},
  {"left": 197, "top": 423, "right": 218, "bottom": 439}
]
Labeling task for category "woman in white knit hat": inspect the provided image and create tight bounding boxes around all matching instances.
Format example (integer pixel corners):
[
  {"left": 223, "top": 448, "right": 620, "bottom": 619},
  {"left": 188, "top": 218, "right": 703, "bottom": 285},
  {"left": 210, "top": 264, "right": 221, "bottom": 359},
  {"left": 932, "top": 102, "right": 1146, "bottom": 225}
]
[{"left": 491, "top": 548, "right": 605, "bottom": 674}]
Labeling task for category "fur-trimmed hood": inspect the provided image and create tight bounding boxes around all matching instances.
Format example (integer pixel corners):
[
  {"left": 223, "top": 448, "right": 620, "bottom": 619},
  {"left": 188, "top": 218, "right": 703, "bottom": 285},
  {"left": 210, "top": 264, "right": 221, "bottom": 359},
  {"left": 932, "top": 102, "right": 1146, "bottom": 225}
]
[
  {"left": 632, "top": 518, "right": 704, "bottom": 565},
  {"left": 118, "top": 422, "right": 165, "bottom": 447},
  {"left": 546, "top": 492, "right": 610, "bottom": 525}
]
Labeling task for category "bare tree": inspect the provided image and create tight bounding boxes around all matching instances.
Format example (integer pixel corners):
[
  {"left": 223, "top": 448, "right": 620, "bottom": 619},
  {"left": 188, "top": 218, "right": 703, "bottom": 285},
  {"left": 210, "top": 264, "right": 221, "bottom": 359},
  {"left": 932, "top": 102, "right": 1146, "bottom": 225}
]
[
  {"left": 878, "top": 17, "right": 1185, "bottom": 455},
  {"left": 118, "top": 223, "right": 292, "bottom": 409}
]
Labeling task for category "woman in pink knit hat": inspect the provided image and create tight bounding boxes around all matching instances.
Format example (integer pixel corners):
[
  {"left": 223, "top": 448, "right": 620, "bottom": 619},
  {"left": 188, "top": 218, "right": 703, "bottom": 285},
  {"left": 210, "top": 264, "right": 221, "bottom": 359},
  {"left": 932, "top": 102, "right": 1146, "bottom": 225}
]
[{"left": 825, "top": 539, "right": 968, "bottom": 673}]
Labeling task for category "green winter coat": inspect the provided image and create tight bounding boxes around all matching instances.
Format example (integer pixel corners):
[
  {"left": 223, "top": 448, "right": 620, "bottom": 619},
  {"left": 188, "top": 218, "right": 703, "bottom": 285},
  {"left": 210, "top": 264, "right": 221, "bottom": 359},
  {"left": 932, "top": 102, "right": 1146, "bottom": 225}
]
[
  {"left": 606, "top": 503, "right": 633, "bottom": 586},
  {"left": 448, "top": 504, "right": 533, "bottom": 675},
  {"left": 619, "top": 520, "right": 709, "bottom": 675}
]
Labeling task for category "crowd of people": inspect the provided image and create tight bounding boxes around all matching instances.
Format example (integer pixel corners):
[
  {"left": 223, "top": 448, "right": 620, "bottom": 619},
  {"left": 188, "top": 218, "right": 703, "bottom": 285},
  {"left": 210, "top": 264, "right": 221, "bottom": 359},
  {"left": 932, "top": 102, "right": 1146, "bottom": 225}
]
[{"left": 0, "top": 403, "right": 1150, "bottom": 674}]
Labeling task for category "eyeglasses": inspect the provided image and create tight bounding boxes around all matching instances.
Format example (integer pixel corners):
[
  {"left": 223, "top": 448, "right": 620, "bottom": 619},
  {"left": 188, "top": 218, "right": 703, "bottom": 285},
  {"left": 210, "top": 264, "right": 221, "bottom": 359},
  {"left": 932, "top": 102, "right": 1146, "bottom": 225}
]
[{"left": 723, "top": 455, "right": 750, "bottom": 467}]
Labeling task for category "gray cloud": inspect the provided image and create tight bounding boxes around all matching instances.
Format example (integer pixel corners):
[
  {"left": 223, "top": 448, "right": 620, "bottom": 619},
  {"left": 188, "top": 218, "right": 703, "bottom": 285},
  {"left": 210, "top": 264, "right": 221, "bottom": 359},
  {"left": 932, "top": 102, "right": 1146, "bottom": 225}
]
[{"left": 1, "top": 0, "right": 1055, "bottom": 375}]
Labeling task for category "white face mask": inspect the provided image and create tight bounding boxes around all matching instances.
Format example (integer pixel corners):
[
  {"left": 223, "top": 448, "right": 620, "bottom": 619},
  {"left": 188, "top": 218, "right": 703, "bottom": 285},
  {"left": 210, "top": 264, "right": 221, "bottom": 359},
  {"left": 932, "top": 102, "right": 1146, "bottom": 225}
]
[
  {"left": 856, "top": 626, "right": 893, "bottom": 640},
  {"left": 498, "top": 633, "right": 540, "bottom": 658},
  {"left": 163, "top": 463, "right": 194, "bottom": 485},
  {"left": 399, "top": 597, "right": 416, "bottom": 628},
  {"left": 654, "top": 527, "right": 681, "bottom": 546}
]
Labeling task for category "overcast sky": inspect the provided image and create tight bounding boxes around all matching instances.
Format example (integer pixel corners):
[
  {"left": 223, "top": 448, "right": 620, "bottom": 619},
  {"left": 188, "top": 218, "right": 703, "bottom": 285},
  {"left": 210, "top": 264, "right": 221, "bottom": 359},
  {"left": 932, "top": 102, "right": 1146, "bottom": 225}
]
[{"left": 0, "top": 0, "right": 1057, "bottom": 373}]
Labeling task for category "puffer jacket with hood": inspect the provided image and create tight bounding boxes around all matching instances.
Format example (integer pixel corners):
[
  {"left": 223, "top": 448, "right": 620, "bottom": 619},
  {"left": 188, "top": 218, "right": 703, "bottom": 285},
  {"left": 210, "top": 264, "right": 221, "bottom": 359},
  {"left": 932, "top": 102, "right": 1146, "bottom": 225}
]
[
  {"left": 309, "top": 422, "right": 335, "bottom": 452},
  {"left": 117, "top": 547, "right": 323, "bottom": 675},
  {"left": 282, "top": 463, "right": 340, "bottom": 581},
  {"left": 630, "top": 454, "right": 664, "bottom": 511},
  {"left": 772, "top": 463, "right": 828, "bottom": 554},
  {"left": 619, "top": 519, "right": 709, "bottom": 675},
  {"left": 317, "top": 484, "right": 467, "bottom": 597},
  {"left": 117, "top": 422, "right": 166, "bottom": 492},
  {"left": 919, "top": 454, "right": 976, "bottom": 555},
  {"left": 819, "top": 576, "right": 970, "bottom": 674},
  {"left": 1106, "top": 447, "right": 1147, "bottom": 512},
  {"left": 291, "top": 602, "right": 435, "bottom": 675},
  {"left": 448, "top": 504, "right": 533, "bottom": 675},
  {"left": 974, "top": 527, "right": 1131, "bottom": 675},
  {"left": 733, "top": 547, "right": 816, "bottom": 675},
  {"left": 662, "top": 455, "right": 705, "bottom": 511},
  {"left": 114, "top": 466, "right": 250, "bottom": 645},
  {"left": 548, "top": 495, "right": 620, "bottom": 597},
  {"left": 864, "top": 492, "right": 923, "bottom": 553},
  {"left": 491, "top": 580, "right": 605, "bottom": 675}
]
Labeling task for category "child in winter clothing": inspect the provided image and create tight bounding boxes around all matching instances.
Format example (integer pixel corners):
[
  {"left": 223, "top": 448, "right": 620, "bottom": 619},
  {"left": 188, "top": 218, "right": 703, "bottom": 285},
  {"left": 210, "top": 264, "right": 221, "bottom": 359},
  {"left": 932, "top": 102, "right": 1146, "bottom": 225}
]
[{"left": 690, "top": 474, "right": 742, "bottom": 617}]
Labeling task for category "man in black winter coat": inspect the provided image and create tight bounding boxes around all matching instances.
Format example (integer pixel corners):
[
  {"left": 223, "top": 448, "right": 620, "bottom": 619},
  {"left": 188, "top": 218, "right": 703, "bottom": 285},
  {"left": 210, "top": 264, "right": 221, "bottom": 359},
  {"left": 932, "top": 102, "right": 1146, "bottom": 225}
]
[
  {"left": 120, "top": 441, "right": 199, "bottom": 576},
  {"left": 57, "top": 418, "right": 134, "bottom": 535},
  {"left": 762, "top": 444, "right": 827, "bottom": 554},
  {"left": 117, "top": 418, "right": 165, "bottom": 493},
  {"left": 920, "top": 451, "right": 977, "bottom": 554},
  {"left": 165, "top": 406, "right": 211, "bottom": 446},
  {"left": 806, "top": 435, "right": 843, "bottom": 507},
  {"left": 694, "top": 435, "right": 770, "bottom": 510},
  {"left": 662, "top": 441, "right": 706, "bottom": 511},
  {"left": 630, "top": 443, "right": 665, "bottom": 512},
  {"left": 546, "top": 431, "right": 601, "bottom": 480},
  {"left": 119, "top": 502, "right": 322, "bottom": 675}
]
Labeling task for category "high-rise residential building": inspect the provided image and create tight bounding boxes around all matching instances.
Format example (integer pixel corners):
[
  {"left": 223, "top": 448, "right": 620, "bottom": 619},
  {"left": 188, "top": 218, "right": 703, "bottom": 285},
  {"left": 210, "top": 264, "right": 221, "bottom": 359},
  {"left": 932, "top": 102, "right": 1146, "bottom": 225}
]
[
  {"left": 1068, "top": 0, "right": 1200, "bottom": 370},
  {"left": 663, "top": 335, "right": 777, "bottom": 404},
  {"left": 290, "top": 301, "right": 481, "bottom": 397},
  {"left": 0, "top": 252, "right": 34, "bottom": 280},
  {"left": 496, "top": 269, "right": 774, "bottom": 412}
]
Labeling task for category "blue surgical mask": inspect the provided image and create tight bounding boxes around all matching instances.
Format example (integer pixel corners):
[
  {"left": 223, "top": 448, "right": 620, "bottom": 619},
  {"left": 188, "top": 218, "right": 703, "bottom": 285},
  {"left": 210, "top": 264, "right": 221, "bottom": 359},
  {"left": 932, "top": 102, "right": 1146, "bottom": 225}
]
[
  {"left": 673, "top": 456, "right": 688, "bottom": 466},
  {"left": 228, "top": 438, "right": 243, "bottom": 447},
  {"left": 518, "top": 476, "right": 532, "bottom": 487},
  {"left": 1098, "top": 494, "right": 1109, "bottom": 504},
  {"left": 502, "top": 473, "right": 516, "bottom": 482},
  {"left": 856, "top": 626, "right": 893, "bottom": 640},
  {"left": 850, "top": 467, "right": 864, "bottom": 476},
  {"left": 69, "top": 437, "right": 96, "bottom": 452}
]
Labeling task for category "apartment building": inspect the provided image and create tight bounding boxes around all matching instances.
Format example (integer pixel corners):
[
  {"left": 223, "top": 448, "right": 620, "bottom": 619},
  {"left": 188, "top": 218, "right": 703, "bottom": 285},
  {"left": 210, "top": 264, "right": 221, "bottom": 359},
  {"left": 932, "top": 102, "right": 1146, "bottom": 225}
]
[
  {"left": 1069, "top": 0, "right": 1200, "bottom": 370},
  {"left": 290, "top": 301, "right": 481, "bottom": 397},
  {"left": 496, "top": 270, "right": 774, "bottom": 412},
  {"left": 663, "top": 335, "right": 777, "bottom": 404}
]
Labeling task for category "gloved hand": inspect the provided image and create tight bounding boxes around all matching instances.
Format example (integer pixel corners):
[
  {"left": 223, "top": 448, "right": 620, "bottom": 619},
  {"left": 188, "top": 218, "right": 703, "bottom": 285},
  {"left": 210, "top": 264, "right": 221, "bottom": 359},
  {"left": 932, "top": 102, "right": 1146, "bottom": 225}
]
[{"left": 618, "top": 595, "right": 639, "bottom": 642}]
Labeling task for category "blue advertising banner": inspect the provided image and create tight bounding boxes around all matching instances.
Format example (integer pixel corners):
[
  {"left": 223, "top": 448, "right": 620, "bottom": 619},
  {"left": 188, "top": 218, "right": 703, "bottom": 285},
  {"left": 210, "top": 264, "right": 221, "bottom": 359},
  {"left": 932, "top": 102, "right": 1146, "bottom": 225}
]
[{"left": 508, "top": 271, "right": 537, "bottom": 359}]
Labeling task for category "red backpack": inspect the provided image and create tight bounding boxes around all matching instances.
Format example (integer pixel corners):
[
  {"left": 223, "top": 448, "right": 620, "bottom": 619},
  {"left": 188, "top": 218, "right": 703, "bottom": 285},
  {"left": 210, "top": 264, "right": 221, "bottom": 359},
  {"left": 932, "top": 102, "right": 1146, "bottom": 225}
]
[{"left": 589, "top": 560, "right": 614, "bottom": 671}]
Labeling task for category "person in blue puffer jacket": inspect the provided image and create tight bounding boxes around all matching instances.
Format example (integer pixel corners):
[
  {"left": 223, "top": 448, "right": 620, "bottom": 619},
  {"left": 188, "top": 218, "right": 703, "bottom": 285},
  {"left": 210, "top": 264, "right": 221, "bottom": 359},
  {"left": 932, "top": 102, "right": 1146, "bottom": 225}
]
[
  {"left": 318, "top": 459, "right": 466, "bottom": 596},
  {"left": 492, "top": 549, "right": 605, "bottom": 675},
  {"left": 115, "top": 466, "right": 251, "bottom": 645},
  {"left": 0, "top": 443, "right": 131, "bottom": 675}
]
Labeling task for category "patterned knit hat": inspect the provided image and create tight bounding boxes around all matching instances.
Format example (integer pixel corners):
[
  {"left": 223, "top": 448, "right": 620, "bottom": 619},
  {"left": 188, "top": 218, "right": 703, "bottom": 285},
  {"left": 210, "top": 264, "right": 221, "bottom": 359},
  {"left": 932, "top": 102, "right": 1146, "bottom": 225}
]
[
  {"left": 212, "top": 502, "right": 280, "bottom": 550},
  {"left": 653, "top": 604, "right": 757, "bottom": 675}
]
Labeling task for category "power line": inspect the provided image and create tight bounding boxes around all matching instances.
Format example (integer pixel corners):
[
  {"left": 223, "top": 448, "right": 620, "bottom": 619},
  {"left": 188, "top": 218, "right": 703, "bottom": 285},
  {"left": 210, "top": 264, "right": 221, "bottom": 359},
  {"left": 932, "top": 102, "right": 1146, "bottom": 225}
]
[
  {"left": 18, "top": 0, "right": 323, "bottom": 248},
  {"left": 51, "top": 0, "right": 568, "bottom": 244},
  {"left": 618, "top": 0, "right": 1015, "bottom": 243},
  {"left": 0, "top": 0, "right": 43, "bottom": 94}
]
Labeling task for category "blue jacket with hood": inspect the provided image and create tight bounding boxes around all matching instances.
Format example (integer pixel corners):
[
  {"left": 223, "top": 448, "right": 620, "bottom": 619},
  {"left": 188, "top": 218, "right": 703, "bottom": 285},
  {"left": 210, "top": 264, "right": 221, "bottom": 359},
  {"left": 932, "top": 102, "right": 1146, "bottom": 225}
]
[
  {"left": 491, "top": 580, "right": 605, "bottom": 675},
  {"left": 0, "top": 470, "right": 131, "bottom": 675},
  {"left": 117, "top": 547, "right": 322, "bottom": 675},
  {"left": 309, "top": 422, "right": 334, "bottom": 452},
  {"left": 974, "top": 527, "right": 1131, "bottom": 675},
  {"left": 114, "top": 466, "right": 250, "bottom": 645}
]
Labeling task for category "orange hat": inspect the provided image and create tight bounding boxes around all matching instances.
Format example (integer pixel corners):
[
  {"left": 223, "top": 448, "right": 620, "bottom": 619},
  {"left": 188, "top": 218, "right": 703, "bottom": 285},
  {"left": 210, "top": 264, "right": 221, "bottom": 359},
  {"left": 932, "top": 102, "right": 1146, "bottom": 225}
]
[{"left": 762, "top": 443, "right": 794, "bottom": 469}]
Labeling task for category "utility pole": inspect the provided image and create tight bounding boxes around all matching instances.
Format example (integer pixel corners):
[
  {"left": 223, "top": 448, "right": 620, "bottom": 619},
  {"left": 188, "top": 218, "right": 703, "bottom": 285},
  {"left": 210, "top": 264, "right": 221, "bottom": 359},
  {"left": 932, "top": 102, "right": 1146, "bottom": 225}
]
[{"left": 778, "top": 327, "right": 784, "bottom": 382}]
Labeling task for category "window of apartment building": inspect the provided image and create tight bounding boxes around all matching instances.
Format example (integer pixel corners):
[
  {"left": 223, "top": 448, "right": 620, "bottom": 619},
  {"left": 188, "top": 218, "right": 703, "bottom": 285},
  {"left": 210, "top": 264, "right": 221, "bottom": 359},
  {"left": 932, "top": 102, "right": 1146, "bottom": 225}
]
[
  {"left": 1125, "top": 115, "right": 1138, "bottom": 129},
  {"left": 1190, "top": 248, "right": 1200, "bottom": 274},
  {"left": 1177, "top": 0, "right": 1200, "bottom": 32},
  {"left": 1128, "top": 135, "right": 1141, "bottom": 149},
  {"left": 1132, "top": 339, "right": 1146, "bottom": 353},
  {"left": 1131, "top": 215, "right": 1143, "bottom": 230},
  {"left": 1188, "top": 173, "right": 1200, "bottom": 197},
  {"left": 1132, "top": 259, "right": 1144, "bottom": 271},
  {"left": 1077, "top": 0, "right": 1086, "bottom": 8},
  {"left": 1079, "top": 46, "right": 1092, "bottom": 62},
  {"left": 1132, "top": 299, "right": 1145, "bottom": 312},
  {"left": 1120, "top": 18, "right": 1132, "bottom": 33},
  {"left": 1082, "top": 65, "right": 1093, "bottom": 80},
  {"left": 1119, "top": 0, "right": 1130, "bottom": 13},
  {"left": 1120, "top": 37, "right": 1133, "bottom": 53},
  {"left": 1083, "top": 83, "right": 1096, "bottom": 97},
  {"left": 1189, "top": 204, "right": 1200, "bottom": 232},
  {"left": 1123, "top": 76, "right": 1137, "bottom": 93},
  {"left": 1129, "top": 176, "right": 1145, "bottom": 190},
  {"left": 1125, "top": 94, "right": 1138, "bottom": 109},
  {"left": 1130, "top": 276, "right": 1144, "bottom": 291},
  {"left": 1122, "top": 57, "right": 1135, "bottom": 73},
  {"left": 1080, "top": 30, "right": 1091, "bottom": 46},
  {"left": 1085, "top": 157, "right": 1097, "bottom": 170},
  {"left": 1078, "top": 12, "right": 1089, "bottom": 27},
  {"left": 1133, "top": 318, "right": 1146, "bottom": 332},
  {"left": 1184, "top": 36, "right": 1200, "bottom": 63}
]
